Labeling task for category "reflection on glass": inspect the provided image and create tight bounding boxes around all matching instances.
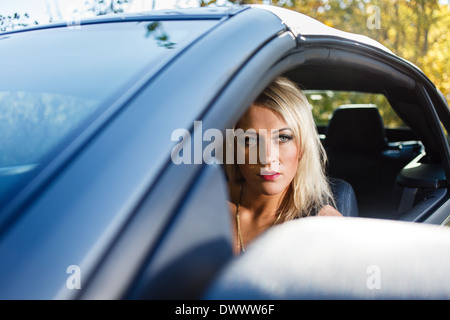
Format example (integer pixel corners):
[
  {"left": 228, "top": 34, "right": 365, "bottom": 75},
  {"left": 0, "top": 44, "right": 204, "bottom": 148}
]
[
  {"left": 0, "top": 19, "right": 217, "bottom": 209},
  {"left": 146, "top": 22, "right": 176, "bottom": 49},
  {"left": 0, "top": 91, "right": 97, "bottom": 166}
]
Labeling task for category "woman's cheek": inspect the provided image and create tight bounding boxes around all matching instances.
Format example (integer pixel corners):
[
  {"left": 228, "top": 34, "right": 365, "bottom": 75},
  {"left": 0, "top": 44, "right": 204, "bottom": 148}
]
[{"left": 280, "top": 144, "right": 299, "bottom": 176}]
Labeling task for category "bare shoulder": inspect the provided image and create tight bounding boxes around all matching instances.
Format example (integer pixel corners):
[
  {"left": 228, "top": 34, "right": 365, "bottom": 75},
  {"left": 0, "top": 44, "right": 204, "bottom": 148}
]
[{"left": 317, "top": 205, "right": 343, "bottom": 217}]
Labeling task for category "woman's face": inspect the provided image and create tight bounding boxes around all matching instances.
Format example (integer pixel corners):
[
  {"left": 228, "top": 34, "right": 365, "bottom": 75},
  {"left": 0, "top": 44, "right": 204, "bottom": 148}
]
[{"left": 236, "top": 104, "right": 300, "bottom": 196}]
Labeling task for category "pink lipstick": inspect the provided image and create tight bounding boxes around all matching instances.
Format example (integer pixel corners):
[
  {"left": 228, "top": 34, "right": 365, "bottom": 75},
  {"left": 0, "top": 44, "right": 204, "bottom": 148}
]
[{"left": 259, "top": 171, "right": 281, "bottom": 181}]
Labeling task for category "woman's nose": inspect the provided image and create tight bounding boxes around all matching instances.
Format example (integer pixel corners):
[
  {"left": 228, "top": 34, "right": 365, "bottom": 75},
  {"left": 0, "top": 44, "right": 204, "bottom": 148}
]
[{"left": 260, "top": 139, "right": 279, "bottom": 165}]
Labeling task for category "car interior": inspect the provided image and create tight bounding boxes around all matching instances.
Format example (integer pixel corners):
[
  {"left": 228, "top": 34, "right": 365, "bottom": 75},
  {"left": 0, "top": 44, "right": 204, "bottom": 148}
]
[
  {"left": 322, "top": 102, "right": 421, "bottom": 219},
  {"left": 221, "top": 49, "right": 447, "bottom": 223},
  {"left": 284, "top": 57, "right": 447, "bottom": 222},
  {"left": 203, "top": 52, "right": 450, "bottom": 300}
]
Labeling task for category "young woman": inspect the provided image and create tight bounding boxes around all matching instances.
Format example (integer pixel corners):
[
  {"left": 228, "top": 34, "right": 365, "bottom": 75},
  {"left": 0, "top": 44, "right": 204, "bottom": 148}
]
[{"left": 225, "top": 76, "right": 341, "bottom": 255}]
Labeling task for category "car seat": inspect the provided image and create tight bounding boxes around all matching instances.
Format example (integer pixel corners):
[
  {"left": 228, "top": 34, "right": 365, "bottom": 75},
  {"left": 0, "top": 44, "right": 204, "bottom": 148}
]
[
  {"left": 329, "top": 177, "right": 358, "bottom": 217},
  {"left": 324, "top": 105, "right": 408, "bottom": 219}
]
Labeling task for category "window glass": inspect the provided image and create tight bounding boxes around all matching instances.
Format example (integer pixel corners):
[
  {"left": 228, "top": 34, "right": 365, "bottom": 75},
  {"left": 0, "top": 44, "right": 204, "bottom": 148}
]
[{"left": 0, "top": 20, "right": 217, "bottom": 209}]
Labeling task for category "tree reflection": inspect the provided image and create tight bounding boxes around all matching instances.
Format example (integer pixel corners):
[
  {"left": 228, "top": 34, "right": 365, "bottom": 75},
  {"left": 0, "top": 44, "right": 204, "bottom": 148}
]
[
  {"left": 146, "top": 22, "right": 176, "bottom": 49},
  {"left": 0, "top": 13, "right": 38, "bottom": 32},
  {"left": 0, "top": 92, "right": 97, "bottom": 166}
]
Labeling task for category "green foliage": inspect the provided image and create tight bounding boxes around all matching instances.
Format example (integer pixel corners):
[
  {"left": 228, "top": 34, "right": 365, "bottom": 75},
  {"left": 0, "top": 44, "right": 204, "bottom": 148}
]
[
  {"left": 245, "top": 0, "right": 450, "bottom": 107},
  {"left": 292, "top": 0, "right": 450, "bottom": 106}
]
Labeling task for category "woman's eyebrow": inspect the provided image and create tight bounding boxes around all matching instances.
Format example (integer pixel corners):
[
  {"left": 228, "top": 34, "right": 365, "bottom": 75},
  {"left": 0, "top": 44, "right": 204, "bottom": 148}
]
[
  {"left": 235, "top": 128, "right": 291, "bottom": 137},
  {"left": 234, "top": 129, "right": 257, "bottom": 137},
  {"left": 272, "top": 127, "right": 292, "bottom": 134}
]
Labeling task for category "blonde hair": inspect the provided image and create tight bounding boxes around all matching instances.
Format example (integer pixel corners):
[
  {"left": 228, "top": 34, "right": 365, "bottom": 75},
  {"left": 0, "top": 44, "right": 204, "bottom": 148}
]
[{"left": 225, "top": 76, "right": 335, "bottom": 220}]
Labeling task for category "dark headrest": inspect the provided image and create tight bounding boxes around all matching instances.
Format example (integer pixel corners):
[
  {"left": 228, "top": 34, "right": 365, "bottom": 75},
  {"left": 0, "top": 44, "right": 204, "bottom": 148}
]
[{"left": 325, "top": 105, "right": 387, "bottom": 153}]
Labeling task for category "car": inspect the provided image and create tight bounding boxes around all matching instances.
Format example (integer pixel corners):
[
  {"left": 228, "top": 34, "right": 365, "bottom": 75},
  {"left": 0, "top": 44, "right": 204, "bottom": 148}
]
[{"left": 0, "top": 4, "right": 449, "bottom": 300}]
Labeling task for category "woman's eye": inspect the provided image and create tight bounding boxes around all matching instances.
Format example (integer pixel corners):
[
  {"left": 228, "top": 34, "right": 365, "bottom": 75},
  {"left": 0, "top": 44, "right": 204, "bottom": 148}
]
[
  {"left": 245, "top": 136, "right": 258, "bottom": 145},
  {"left": 278, "top": 134, "right": 293, "bottom": 143}
]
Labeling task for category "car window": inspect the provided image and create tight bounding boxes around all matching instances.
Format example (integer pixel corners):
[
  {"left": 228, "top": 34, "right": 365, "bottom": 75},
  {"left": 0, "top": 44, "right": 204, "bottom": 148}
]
[
  {"left": 0, "top": 20, "right": 217, "bottom": 210},
  {"left": 305, "top": 90, "right": 406, "bottom": 129}
]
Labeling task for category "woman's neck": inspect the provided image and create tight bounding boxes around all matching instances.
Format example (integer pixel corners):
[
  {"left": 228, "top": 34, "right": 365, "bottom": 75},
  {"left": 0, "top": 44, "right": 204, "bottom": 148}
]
[
  {"left": 237, "top": 183, "right": 286, "bottom": 224},
  {"left": 229, "top": 182, "right": 288, "bottom": 254}
]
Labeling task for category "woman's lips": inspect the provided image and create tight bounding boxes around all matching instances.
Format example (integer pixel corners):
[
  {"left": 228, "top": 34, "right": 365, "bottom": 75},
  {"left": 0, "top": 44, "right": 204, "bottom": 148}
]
[{"left": 259, "top": 171, "right": 281, "bottom": 181}]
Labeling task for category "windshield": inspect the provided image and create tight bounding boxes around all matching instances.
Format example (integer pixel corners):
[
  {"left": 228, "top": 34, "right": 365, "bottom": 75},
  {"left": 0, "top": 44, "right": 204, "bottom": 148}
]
[{"left": 0, "top": 19, "right": 217, "bottom": 209}]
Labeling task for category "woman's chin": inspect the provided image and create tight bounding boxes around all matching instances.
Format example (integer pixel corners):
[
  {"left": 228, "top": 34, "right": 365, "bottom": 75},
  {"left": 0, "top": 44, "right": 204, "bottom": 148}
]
[{"left": 256, "top": 183, "right": 288, "bottom": 196}]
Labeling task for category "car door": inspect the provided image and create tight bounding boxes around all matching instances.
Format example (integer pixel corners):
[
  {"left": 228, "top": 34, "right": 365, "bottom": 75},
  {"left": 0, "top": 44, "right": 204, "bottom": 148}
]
[{"left": 418, "top": 83, "right": 450, "bottom": 225}]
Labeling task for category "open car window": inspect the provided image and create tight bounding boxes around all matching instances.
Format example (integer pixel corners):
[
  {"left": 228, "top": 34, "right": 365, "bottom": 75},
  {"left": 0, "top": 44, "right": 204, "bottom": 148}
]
[{"left": 305, "top": 90, "right": 405, "bottom": 128}]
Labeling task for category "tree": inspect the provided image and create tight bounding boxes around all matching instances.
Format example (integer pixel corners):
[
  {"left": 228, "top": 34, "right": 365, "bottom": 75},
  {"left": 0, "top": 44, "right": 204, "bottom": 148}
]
[
  {"left": 252, "top": 0, "right": 449, "bottom": 105},
  {"left": 0, "top": 12, "right": 38, "bottom": 32},
  {"left": 83, "top": 0, "right": 133, "bottom": 15}
]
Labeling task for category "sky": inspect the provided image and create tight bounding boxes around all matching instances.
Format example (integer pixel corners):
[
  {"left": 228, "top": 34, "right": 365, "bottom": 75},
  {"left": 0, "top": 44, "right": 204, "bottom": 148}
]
[{"left": 1, "top": 0, "right": 204, "bottom": 24}]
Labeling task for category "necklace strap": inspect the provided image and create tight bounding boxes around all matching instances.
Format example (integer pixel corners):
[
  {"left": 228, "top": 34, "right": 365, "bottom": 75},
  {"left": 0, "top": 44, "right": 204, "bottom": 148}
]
[
  {"left": 236, "top": 183, "right": 245, "bottom": 253},
  {"left": 235, "top": 183, "right": 283, "bottom": 254}
]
